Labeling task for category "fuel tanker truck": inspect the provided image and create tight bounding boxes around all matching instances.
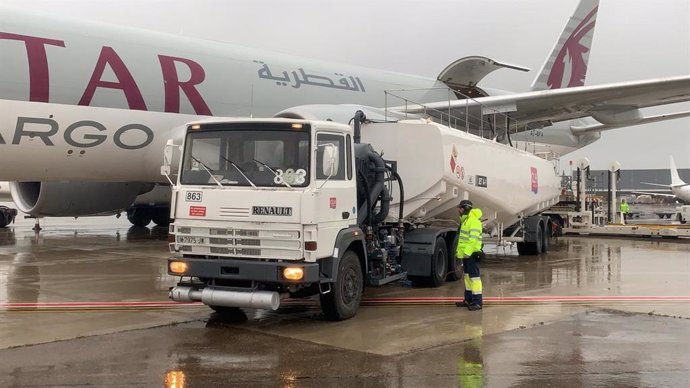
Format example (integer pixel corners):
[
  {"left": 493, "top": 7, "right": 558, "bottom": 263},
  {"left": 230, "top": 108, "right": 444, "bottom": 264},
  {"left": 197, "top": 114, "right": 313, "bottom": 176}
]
[{"left": 164, "top": 108, "right": 561, "bottom": 320}]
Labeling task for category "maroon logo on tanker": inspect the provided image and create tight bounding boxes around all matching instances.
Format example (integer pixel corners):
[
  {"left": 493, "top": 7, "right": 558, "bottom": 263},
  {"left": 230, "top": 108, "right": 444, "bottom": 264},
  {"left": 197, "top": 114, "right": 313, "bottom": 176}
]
[
  {"left": 449, "top": 144, "right": 465, "bottom": 180},
  {"left": 530, "top": 167, "right": 539, "bottom": 194},
  {"left": 547, "top": 6, "right": 598, "bottom": 89}
]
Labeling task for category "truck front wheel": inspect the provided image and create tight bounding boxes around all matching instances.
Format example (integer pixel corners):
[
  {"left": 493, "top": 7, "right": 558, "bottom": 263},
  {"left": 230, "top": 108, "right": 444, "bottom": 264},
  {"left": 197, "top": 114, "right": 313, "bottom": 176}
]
[{"left": 320, "top": 251, "right": 363, "bottom": 321}]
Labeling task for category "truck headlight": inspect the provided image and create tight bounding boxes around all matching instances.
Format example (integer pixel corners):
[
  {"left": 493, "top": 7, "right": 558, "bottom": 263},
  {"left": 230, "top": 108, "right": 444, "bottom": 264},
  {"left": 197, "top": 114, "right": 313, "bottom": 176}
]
[
  {"left": 283, "top": 267, "right": 304, "bottom": 280},
  {"left": 169, "top": 261, "right": 188, "bottom": 275}
]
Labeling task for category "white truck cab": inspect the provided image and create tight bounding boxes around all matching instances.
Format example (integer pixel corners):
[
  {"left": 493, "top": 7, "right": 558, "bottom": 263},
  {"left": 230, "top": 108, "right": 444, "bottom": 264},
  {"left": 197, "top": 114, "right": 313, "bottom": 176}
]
[{"left": 165, "top": 117, "right": 418, "bottom": 320}]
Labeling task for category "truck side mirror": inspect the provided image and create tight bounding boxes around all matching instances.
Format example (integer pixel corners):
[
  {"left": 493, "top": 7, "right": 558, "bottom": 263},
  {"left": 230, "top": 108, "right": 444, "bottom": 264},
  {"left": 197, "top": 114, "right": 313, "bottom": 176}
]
[
  {"left": 161, "top": 139, "right": 176, "bottom": 183},
  {"left": 321, "top": 144, "right": 339, "bottom": 178}
]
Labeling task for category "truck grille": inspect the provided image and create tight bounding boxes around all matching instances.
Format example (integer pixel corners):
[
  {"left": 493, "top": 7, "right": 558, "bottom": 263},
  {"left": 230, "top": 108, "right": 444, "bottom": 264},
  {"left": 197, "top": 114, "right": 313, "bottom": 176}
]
[
  {"left": 171, "top": 225, "right": 302, "bottom": 260},
  {"left": 219, "top": 207, "right": 250, "bottom": 218}
]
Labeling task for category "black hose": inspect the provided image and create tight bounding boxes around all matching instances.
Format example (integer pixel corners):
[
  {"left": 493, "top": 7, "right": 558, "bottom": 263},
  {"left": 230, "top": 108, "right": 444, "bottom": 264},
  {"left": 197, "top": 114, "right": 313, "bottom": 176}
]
[
  {"left": 352, "top": 110, "right": 366, "bottom": 144},
  {"left": 372, "top": 186, "right": 390, "bottom": 224},
  {"left": 392, "top": 169, "right": 404, "bottom": 220},
  {"left": 357, "top": 170, "right": 373, "bottom": 227}
]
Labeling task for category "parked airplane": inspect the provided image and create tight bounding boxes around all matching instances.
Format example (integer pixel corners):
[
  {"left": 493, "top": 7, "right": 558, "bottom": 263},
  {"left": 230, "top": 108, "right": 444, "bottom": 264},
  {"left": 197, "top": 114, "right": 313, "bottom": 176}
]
[
  {"left": 634, "top": 156, "right": 690, "bottom": 204},
  {"left": 1, "top": 0, "right": 689, "bottom": 226}
]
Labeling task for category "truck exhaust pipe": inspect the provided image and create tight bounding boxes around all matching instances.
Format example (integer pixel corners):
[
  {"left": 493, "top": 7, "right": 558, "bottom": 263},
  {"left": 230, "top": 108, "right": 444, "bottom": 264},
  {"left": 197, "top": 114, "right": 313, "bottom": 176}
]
[
  {"left": 169, "top": 286, "right": 280, "bottom": 310},
  {"left": 351, "top": 110, "right": 366, "bottom": 144}
]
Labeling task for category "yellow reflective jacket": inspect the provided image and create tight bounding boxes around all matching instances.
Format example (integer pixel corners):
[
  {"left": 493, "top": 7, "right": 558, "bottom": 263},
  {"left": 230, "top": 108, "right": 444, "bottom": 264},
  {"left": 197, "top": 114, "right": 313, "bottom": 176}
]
[
  {"left": 456, "top": 208, "right": 483, "bottom": 258},
  {"left": 619, "top": 202, "right": 630, "bottom": 214}
]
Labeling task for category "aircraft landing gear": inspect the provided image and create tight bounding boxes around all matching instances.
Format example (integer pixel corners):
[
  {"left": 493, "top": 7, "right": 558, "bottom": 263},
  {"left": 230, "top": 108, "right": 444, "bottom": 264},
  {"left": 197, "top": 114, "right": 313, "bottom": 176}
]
[{"left": 126, "top": 206, "right": 170, "bottom": 227}]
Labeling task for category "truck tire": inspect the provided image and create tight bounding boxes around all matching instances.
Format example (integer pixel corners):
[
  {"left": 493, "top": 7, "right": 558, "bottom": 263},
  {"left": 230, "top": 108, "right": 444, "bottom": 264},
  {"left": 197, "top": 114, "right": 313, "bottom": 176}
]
[
  {"left": 429, "top": 237, "right": 448, "bottom": 287},
  {"left": 678, "top": 213, "right": 687, "bottom": 224},
  {"left": 446, "top": 254, "right": 459, "bottom": 282},
  {"left": 517, "top": 224, "right": 543, "bottom": 256},
  {"left": 320, "top": 250, "right": 363, "bottom": 321},
  {"left": 0, "top": 213, "right": 7, "bottom": 228},
  {"left": 541, "top": 223, "right": 549, "bottom": 253}
]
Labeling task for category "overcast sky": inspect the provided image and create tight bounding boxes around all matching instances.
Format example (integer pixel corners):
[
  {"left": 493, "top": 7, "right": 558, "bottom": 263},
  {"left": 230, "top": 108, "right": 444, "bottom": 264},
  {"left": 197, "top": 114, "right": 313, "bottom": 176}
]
[{"left": 3, "top": 0, "right": 689, "bottom": 171}]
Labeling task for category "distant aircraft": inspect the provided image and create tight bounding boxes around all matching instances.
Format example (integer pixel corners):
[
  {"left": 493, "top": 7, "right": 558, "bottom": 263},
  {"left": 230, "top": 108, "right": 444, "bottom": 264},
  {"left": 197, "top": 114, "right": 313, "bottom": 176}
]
[
  {"left": 634, "top": 156, "right": 690, "bottom": 204},
  {"left": 1, "top": 0, "right": 690, "bottom": 226}
]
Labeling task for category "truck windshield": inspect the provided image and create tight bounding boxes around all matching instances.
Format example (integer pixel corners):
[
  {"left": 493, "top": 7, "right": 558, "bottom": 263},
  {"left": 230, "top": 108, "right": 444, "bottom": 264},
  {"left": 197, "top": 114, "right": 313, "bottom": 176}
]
[{"left": 180, "top": 129, "right": 310, "bottom": 187}]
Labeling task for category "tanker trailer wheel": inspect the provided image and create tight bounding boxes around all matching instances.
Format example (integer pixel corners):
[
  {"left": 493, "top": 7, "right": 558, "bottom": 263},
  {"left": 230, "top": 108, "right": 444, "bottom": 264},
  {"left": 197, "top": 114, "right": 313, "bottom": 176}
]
[
  {"left": 320, "top": 250, "right": 363, "bottom": 321},
  {"left": 516, "top": 223, "right": 543, "bottom": 256}
]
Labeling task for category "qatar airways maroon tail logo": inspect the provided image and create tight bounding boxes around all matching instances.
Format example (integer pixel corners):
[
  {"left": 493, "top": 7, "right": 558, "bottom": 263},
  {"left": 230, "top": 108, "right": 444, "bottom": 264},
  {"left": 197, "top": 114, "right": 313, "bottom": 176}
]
[
  {"left": 547, "top": 7, "right": 598, "bottom": 89},
  {"left": 530, "top": 167, "right": 539, "bottom": 194}
]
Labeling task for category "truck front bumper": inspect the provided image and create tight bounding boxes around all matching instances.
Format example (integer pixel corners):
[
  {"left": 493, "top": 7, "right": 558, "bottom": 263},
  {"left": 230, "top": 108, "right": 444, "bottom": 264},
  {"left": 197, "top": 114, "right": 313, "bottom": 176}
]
[{"left": 168, "top": 257, "right": 321, "bottom": 284}]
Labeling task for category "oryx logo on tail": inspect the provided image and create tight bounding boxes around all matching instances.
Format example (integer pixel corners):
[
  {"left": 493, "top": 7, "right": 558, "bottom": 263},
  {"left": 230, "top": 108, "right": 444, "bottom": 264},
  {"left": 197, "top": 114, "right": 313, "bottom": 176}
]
[{"left": 531, "top": 0, "right": 599, "bottom": 91}]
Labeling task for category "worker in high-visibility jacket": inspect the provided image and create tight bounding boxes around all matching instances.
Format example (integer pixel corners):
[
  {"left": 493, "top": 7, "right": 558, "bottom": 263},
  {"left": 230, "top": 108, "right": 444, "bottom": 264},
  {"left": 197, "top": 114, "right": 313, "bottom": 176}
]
[
  {"left": 454, "top": 200, "right": 483, "bottom": 311},
  {"left": 619, "top": 199, "right": 630, "bottom": 223}
]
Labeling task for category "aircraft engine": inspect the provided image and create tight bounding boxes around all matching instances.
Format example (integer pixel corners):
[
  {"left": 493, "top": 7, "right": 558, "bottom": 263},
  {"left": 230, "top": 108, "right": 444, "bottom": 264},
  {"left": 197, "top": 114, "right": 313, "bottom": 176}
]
[{"left": 9, "top": 181, "right": 154, "bottom": 217}]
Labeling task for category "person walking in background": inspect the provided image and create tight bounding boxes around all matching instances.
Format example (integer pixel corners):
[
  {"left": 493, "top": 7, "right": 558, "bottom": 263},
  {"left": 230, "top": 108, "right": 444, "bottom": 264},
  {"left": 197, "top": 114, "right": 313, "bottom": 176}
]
[{"left": 620, "top": 198, "right": 630, "bottom": 223}]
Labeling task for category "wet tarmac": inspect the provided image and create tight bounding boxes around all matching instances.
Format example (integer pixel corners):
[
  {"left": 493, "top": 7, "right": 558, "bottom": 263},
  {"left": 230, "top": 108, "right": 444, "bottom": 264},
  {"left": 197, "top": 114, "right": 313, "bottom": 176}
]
[{"left": 0, "top": 215, "right": 689, "bottom": 386}]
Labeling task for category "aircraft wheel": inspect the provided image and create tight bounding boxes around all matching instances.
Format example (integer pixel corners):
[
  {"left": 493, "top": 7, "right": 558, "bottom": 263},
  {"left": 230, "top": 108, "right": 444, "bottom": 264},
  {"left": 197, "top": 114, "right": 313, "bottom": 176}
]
[
  {"left": 152, "top": 207, "right": 171, "bottom": 226},
  {"left": 127, "top": 209, "right": 152, "bottom": 227}
]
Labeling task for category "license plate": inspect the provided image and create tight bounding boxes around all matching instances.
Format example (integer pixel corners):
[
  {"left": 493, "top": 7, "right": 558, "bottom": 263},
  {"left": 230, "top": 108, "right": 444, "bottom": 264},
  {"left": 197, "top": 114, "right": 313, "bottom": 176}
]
[{"left": 177, "top": 236, "right": 206, "bottom": 244}]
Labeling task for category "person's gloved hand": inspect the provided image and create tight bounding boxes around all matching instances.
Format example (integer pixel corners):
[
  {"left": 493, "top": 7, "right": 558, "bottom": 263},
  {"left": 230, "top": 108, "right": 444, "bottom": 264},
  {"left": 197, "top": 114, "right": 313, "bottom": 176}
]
[{"left": 470, "top": 251, "right": 486, "bottom": 262}]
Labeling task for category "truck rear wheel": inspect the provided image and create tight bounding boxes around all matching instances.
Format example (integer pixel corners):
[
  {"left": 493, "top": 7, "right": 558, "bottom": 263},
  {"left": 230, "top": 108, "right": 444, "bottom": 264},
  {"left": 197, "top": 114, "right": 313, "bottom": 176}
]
[
  {"left": 320, "top": 250, "right": 363, "bottom": 321},
  {"left": 429, "top": 237, "right": 448, "bottom": 287},
  {"left": 541, "top": 223, "right": 549, "bottom": 253}
]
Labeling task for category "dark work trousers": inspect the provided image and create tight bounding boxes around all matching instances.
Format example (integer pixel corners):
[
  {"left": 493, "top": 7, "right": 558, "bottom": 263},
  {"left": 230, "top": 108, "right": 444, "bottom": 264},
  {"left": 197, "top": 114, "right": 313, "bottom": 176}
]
[{"left": 463, "top": 256, "right": 483, "bottom": 306}]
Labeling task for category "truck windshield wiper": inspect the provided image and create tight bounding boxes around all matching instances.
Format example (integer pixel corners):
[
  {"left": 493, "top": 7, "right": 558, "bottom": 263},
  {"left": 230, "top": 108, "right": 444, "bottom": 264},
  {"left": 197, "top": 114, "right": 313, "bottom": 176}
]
[
  {"left": 220, "top": 156, "right": 257, "bottom": 188},
  {"left": 191, "top": 156, "right": 223, "bottom": 187},
  {"left": 253, "top": 158, "right": 292, "bottom": 188}
]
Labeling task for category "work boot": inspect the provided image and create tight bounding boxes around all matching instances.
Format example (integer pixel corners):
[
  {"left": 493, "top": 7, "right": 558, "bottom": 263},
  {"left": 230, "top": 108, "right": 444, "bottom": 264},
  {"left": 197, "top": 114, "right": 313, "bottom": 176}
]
[
  {"left": 467, "top": 304, "right": 482, "bottom": 311},
  {"left": 455, "top": 301, "right": 468, "bottom": 308}
]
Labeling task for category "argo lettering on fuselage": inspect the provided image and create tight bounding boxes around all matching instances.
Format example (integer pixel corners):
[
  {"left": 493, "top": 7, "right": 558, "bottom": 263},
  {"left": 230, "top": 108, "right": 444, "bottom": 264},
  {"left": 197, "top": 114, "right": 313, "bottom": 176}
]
[{"left": 0, "top": 116, "right": 154, "bottom": 150}]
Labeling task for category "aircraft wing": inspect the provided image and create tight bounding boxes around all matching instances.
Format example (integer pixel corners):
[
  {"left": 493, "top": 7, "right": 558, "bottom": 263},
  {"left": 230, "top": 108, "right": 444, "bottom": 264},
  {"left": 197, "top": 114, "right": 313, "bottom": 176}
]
[
  {"left": 632, "top": 191, "right": 677, "bottom": 198},
  {"left": 396, "top": 75, "right": 690, "bottom": 132}
]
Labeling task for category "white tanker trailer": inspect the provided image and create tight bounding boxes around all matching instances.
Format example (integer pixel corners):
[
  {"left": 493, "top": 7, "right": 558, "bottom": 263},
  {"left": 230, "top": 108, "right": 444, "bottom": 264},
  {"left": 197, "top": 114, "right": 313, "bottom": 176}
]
[{"left": 165, "top": 108, "right": 560, "bottom": 320}]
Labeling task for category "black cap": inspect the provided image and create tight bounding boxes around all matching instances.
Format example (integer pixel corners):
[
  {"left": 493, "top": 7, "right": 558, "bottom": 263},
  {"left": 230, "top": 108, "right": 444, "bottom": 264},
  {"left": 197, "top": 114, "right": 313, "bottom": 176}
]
[{"left": 458, "top": 200, "right": 473, "bottom": 211}]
